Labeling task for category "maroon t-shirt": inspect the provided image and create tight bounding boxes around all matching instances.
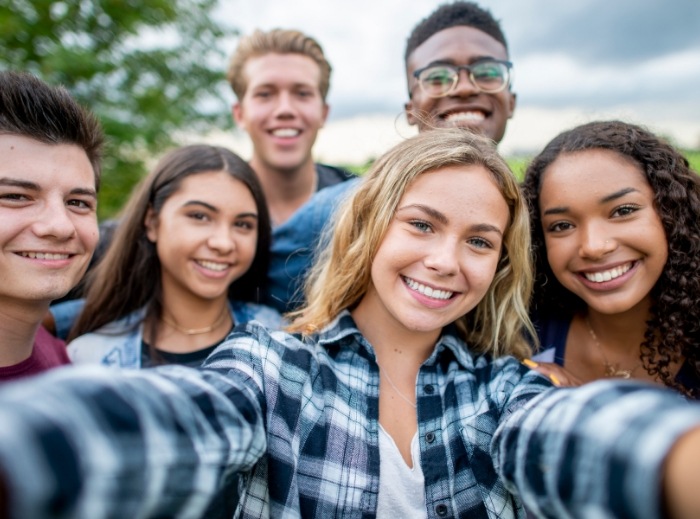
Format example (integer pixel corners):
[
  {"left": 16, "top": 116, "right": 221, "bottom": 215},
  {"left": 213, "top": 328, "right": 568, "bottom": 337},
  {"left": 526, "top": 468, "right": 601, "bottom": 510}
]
[{"left": 0, "top": 326, "right": 70, "bottom": 382}]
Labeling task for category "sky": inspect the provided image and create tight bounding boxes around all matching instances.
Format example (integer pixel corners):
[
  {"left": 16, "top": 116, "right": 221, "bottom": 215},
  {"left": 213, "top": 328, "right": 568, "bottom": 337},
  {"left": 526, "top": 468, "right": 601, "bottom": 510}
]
[{"left": 210, "top": 0, "right": 700, "bottom": 163}]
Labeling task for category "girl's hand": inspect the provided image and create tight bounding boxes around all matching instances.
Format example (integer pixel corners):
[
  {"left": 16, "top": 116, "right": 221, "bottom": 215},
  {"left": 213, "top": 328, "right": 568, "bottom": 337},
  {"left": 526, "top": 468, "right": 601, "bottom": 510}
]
[{"left": 522, "top": 359, "right": 583, "bottom": 387}]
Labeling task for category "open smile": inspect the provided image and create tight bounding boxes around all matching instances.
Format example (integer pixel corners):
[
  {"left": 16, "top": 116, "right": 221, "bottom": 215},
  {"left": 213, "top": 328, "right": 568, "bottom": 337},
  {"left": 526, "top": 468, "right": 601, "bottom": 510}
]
[
  {"left": 580, "top": 261, "right": 635, "bottom": 283},
  {"left": 402, "top": 275, "right": 456, "bottom": 300},
  {"left": 18, "top": 251, "right": 72, "bottom": 260},
  {"left": 195, "top": 259, "right": 231, "bottom": 272}
]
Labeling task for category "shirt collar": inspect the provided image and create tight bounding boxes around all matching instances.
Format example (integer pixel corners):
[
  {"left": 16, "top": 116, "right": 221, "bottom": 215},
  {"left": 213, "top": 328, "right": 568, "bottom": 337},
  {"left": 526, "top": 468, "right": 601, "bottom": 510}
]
[{"left": 313, "top": 310, "right": 477, "bottom": 370}]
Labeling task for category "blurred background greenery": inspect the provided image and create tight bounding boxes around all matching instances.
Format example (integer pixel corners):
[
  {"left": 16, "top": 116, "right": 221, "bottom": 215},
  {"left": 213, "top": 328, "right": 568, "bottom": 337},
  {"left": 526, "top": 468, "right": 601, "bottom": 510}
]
[
  {"left": 2, "top": 1, "right": 698, "bottom": 220},
  {"left": 0, "top": 0, "right": 236, "bottom": 219}
]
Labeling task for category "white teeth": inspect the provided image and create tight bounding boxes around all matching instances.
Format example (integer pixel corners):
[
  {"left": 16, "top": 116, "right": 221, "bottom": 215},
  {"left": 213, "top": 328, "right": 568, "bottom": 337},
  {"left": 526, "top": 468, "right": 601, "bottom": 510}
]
[
  {"left": 196, "top": 260, "right": 228, "bottom": 272},
  {"left": 21, "top": 252, "right": 70, "bottom": 260},
  {"left": 403, "top": 276, "right": 454, "bottom": 300},
  {"left": 271, "top": 128, "right": 300, "bottom": 137},
  {"left": 584, "top": 263, "right": 632, "bottom": 283},
  {"left": 445, "top": 111, "right": 485, "bottom": 123}
]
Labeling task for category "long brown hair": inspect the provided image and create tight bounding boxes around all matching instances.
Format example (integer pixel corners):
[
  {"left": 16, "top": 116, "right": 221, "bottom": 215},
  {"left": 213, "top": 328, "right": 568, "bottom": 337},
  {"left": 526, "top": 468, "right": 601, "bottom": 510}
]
[{"left": 69, "top": 145, "right": 271, "bottom": 347}]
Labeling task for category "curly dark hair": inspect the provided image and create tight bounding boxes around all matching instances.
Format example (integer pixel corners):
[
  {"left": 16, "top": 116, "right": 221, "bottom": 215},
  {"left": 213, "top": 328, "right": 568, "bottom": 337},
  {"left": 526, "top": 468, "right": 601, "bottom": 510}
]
[
  {"left": 522, "top": 120, "right": 700, "bottom": 397},
  {"left": 404, "top": 1, "right": 508, "bottom": 63}
]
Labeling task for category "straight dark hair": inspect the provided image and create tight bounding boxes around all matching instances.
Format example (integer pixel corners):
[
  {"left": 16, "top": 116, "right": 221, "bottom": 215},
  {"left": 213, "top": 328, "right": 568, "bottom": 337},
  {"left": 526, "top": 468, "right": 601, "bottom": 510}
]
[{"left": 69, "top": 145, "right": 271, "bottom": 350}]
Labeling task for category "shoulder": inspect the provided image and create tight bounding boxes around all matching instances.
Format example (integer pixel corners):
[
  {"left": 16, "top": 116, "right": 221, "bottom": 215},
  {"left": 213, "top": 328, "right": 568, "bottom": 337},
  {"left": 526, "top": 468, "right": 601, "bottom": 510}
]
[
  {"left": 229, "top": 301, "right": 284, "bottom": 330},
  {"left": 67, "top": 311, "right": 145, "bottom": 367},
  {"left": 315, "top": 163, "right": 355, "bottom": 189}
]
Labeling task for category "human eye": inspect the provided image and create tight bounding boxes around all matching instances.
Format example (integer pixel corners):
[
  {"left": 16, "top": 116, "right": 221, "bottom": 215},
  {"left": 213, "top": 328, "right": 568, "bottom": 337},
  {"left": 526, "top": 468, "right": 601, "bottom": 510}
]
[
  {"left": 187, "top": 211, "right": 210, "bottom": 222},
  {"left": 234, "top": 218, "right": 257, "bottom": 231},
  {"left": 0, "top": 192, "right": 30, "bottom": 203},
  {"left": 67, "top": 198, "right": 95, "bottom": 212},
  {"left": 409, "top": 219, "right": 433, "bottom": 233},
  {"left": 611, "top": 204, "right": 641, "bottom": 218},
  {"left": 546, "top": 221, "right": 573, "bottom": 233},
  {"left": 467, "top": 236, "right": 494, "bottom": 249},
  {"left": 421, "top": 66, "right": 454, "bottom": 86}
]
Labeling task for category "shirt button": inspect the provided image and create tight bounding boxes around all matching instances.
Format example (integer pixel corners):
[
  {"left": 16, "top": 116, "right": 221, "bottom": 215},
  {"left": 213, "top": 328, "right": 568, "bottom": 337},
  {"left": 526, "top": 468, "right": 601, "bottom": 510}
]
[
  {"left": 425, "top": 432, "right": 435, "bottom": 443},
  {"left": 435, "top": 504, "right": 448, "bottom": 516},
  {"left": 424, "top": 384, "right": 435, "bottom": 394}
]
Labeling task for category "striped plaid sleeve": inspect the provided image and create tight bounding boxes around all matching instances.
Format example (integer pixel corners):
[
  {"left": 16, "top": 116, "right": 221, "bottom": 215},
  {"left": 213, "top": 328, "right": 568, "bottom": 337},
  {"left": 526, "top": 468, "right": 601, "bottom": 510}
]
[
  {"left": 0, "top": 362, "right": 266, "bottom": 519},
  {"left": 495, "top": 380, "right": 700, "bottom": 519}
]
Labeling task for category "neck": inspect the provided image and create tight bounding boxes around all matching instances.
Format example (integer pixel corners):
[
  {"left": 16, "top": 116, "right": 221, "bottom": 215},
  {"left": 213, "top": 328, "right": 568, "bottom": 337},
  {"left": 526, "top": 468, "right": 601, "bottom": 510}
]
[
  {"left": 351, "top": 294, "right": 438, "bottom": 369},
  {"left": 0, "top": 302, "right": 46, "bottom": 366},
  {"left": 585, "top": 303, "right": 651, "bottom": 356},
  {"left": 250, "top": 156, "right": 317, "bottom": 225}
]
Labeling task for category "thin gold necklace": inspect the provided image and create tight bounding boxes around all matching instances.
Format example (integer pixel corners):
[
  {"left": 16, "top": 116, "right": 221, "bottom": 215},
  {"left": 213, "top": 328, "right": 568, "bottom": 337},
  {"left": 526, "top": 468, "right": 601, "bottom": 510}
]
[
  {"left": 377, "top": 361, "right": 417, "bottom": 408},
  {"left": 585, "top": 318, "right": 641, "bottom": 379},
  {"left": 161, "top": 306, "right": 230, "bottom": 336}
]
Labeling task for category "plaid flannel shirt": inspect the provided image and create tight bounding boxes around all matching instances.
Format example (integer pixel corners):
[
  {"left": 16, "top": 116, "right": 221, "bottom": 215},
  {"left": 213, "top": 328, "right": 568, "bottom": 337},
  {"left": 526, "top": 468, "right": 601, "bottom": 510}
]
[{"left": 1, "top": 311, "right": 699, "bottom": 519}]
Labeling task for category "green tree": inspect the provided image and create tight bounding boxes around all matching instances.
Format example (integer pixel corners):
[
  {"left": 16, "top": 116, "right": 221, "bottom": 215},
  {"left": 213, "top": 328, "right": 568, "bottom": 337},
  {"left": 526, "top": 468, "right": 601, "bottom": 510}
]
[{"left": 0, "top": 0, "right": 237, "bottom": 218}]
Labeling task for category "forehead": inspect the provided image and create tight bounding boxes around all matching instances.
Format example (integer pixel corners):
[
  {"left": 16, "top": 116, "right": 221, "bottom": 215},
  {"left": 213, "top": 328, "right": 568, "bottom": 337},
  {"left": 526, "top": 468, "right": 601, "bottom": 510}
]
[
  {"left": 0, "top": 133, "right": 95, "bottom": 189},
  {"left": 166, "top": 170, "right": 256, "bottom": 208},
  {"left": 540, "top": 149, "right": 650, "bottom": 201},
  {"left": 242, "top": 52, "right": 322, "bottom": 90},
  {"left": 407, "top": 26, "right": 509, "bottom": 73},
  {"left": 401, "top": 164, "right": 509, "bottom": 228}
]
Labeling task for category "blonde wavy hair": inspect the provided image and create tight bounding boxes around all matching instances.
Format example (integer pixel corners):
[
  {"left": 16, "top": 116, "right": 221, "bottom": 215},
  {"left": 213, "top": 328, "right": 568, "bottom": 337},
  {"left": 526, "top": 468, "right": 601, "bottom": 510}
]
[{"left": 288, "top": 128, "right": 534, "bottom": 359}]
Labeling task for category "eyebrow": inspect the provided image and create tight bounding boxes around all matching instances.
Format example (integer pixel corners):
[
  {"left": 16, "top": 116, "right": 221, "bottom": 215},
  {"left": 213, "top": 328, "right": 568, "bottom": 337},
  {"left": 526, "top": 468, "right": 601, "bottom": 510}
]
[
  {"left": 542, "top": 187, "right": 640, "bottom": 216},
  {"left": 422, "top": 56, "right": 498, "bottom": 68},
  {"left": 0, "top": 177, "right": 97, "bottom": 198},
  {"left": 182, "top": 200, "right": 258, "bottom": 218},
  {"left": 397, "top": 204, "right": 503, "bottom": 235}
]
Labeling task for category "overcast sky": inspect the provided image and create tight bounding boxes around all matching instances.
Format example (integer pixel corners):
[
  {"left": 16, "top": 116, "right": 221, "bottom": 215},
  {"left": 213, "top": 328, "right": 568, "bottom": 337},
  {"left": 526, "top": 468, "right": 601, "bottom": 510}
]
[{"left": 213, "top": 0, "right": 700, "bottom": 161}]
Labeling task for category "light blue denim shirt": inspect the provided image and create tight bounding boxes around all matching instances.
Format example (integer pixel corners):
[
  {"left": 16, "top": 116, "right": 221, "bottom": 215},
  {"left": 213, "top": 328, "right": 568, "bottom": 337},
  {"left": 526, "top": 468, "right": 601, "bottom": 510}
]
[{"left": 265, "top": 178, "right": 360, "bottom": 312}]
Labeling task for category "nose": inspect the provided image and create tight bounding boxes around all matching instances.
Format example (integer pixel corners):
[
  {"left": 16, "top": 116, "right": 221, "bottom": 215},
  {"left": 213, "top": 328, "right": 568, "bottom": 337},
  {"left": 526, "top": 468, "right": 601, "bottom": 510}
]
[
  {"left": 272, "top": 91, "right": 296, "bottom": 117},
  {"left": 450, "top": 68, "right": 480, "bottom": 97},
  {"left": 578, "top": 223, "right": 615, "bottom": 259},
  {"left": 207, "top": 224, "right": 236, "bottom": 254},
  {"left": 31, "top": 200, "right": 77, "bottom": 241},
  {"left": 423, "top": 237, "right": 459, "bottom": 276}
]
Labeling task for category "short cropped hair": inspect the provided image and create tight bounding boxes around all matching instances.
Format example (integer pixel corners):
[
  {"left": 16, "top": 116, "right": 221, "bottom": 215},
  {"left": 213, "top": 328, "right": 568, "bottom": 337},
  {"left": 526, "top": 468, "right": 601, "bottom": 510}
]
[
  {"left": 227, "top": 29, "right": 332, "bottom": 101},
  {"left": 405, "top": 1, "right": 508, "bottom": 63},
  {"left": 0, "top": 70, "right": 104, "bottom": 188}
]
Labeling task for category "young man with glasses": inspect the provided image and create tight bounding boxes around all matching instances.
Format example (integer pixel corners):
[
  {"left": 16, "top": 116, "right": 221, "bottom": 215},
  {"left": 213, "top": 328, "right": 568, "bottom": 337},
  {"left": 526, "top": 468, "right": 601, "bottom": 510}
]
[
  {"left": 404, "top": 1, "right": 516, "bottom": 144},
  {"left": 278, "top": 2, "right": 517, "bottom": 312}
]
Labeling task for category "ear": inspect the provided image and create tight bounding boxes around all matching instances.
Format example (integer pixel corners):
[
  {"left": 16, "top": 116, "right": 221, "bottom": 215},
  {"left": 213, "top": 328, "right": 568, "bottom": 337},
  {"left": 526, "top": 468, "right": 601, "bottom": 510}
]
[
  {"left": 404, "top": 100, "right": 418, "bottom": 126},
  {"left": 232, "top": 102, "right": 245, "bottom": 130},
  {"left": 144, "top": 207, "right": 159, "bottom": 243},
  {"left": 320, "top": 102, "right": 330, "bottom": 128},
  {"left": 507, "top": 91, "right": 517, "bottom": 119}
]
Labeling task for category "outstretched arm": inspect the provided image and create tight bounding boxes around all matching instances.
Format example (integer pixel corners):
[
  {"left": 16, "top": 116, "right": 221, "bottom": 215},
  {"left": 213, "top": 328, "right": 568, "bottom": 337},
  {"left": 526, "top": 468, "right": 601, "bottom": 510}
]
[
  {"left": 0, "top": 364, "right": 266, "bottom": 519},
  {"left": 496, "top": 380, "right": 700, "bottom": 519}
]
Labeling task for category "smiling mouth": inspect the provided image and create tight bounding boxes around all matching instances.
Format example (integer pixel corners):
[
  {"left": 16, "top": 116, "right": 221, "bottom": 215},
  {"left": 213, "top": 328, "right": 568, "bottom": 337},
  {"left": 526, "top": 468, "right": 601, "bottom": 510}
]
[
  {"left": 442, "top": 111, "right": 486, "bottom": 124},
  {"left": 19, "top": 252, "right": 71, "bottom": 260},
  {"left": 402, "top": 276, "right": 455, "bottom": 300},
  {"left": 196, "top": 260, "right": 230, "bottom": 272},
  {"left": 271, "top": 128, "right": 301, "bottom": 137},
  {"left": 582, "top": 262, "right": 634, "bottom": 283}
]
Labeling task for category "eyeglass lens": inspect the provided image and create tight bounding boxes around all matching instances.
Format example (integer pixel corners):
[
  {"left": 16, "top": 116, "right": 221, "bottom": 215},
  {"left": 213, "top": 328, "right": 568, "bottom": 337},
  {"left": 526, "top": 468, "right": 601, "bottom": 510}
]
[{"left": 418, "top": 61, "right": 509, "bottom": 96}]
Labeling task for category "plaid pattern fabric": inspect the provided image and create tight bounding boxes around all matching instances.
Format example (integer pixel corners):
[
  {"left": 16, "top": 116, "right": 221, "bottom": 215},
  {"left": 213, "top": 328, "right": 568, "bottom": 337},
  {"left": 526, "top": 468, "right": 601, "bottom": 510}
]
[{"left": 1, "top": 311, "right": 699, "bottom": 518}]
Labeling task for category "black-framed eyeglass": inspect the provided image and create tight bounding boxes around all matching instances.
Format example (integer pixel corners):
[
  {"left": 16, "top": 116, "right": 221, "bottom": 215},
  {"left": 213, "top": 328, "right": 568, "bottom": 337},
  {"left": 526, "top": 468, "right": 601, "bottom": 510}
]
[{"left": 413, "top": 58, "right": 513, "bottom": 98}]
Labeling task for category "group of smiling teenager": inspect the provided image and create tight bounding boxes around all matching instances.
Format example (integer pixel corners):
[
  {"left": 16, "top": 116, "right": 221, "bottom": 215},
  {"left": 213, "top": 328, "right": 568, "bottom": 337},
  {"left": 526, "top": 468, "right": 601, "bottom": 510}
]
[{"left": 1, "top": 2, "right": 700, "bottom": 519}]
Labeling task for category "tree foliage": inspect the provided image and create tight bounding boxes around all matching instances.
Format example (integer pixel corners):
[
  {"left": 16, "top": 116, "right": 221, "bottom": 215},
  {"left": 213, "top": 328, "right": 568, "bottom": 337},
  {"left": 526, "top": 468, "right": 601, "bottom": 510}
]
[{"left": 0, "top": 0, "right": 237, "bottom": 218}]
